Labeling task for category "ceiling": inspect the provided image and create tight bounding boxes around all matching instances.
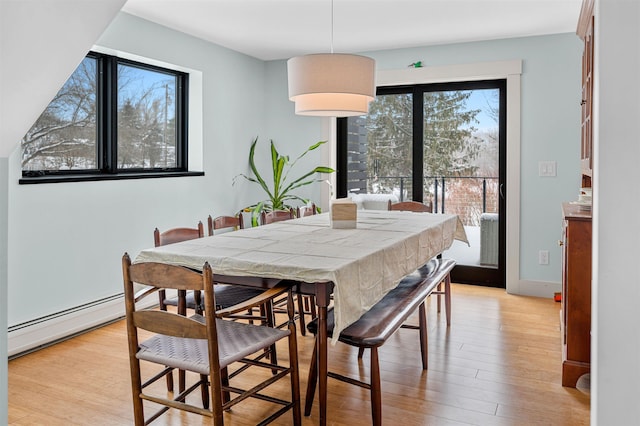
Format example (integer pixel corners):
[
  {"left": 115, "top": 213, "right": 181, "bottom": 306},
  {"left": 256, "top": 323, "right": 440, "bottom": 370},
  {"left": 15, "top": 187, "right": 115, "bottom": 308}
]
[{"left": 121, "top": 0, "right": 583, "bottom": 61}]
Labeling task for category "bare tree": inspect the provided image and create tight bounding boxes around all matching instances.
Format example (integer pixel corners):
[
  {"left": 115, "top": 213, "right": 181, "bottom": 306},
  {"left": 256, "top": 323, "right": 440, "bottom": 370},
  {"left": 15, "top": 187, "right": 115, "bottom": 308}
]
[
  {"left": 21, "top": 57, "right": 97, "bottom": 170},
  {"left": 22, "top": 58, "right": 177, "bottom": 171}
]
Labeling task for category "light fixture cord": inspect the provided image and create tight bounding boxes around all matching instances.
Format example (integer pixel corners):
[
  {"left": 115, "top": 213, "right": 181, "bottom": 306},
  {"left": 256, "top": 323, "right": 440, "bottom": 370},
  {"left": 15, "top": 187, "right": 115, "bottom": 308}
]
[{"left": 330, "top": 0, "right": 334, "bottom": 54}]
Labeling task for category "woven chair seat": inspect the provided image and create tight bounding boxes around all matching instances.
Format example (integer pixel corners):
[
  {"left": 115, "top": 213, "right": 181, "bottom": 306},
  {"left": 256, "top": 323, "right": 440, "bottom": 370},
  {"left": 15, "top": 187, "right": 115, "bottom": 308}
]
[
  {"left": 164, "top": 284, "right": 265, "bottom": 310},
  {"left": 137, "top": 314, "right": 290, "bottom": 373}
]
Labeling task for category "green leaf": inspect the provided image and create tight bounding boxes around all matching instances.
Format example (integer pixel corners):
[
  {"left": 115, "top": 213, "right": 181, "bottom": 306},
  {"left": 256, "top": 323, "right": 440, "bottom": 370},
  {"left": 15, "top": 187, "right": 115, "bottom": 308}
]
[
  {"left": 236, "top": 137, "right": 334, "bottom": 223},
  {"left": 248, "top": 137, "right": 274, "bottom": 200}
]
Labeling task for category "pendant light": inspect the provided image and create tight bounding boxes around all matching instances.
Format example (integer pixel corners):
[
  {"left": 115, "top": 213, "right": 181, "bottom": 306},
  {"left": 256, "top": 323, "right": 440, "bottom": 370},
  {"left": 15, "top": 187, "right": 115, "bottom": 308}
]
[{"left": 287, "top": 0, "right": 376, "bottom": 117}]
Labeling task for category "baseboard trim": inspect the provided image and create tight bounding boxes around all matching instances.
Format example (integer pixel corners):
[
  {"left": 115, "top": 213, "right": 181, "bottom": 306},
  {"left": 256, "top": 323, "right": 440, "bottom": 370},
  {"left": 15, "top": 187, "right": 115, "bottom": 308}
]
[
  {"left": 512, "top": 279, "right": 561, "bottom": 298},
  {"left": 8, "top": 293, "right": 155, "bottom": 357}
]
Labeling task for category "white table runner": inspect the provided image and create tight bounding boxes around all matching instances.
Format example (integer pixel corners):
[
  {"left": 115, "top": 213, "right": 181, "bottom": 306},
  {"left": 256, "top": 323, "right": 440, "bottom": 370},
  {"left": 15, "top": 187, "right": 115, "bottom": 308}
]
[{"left": 135, "top": 210, "right": 468, "bottom": 341}]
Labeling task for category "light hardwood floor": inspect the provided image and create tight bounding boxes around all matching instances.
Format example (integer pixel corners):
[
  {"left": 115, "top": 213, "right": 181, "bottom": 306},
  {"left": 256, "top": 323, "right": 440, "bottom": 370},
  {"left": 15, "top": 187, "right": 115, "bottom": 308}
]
[{"left": 8, "top": 284, "right": 590, "bottom": 425}]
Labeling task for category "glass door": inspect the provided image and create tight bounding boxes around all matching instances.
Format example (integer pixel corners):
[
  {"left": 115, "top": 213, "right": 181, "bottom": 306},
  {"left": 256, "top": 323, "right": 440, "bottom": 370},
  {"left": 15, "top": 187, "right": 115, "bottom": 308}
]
[{"left": 337, "top": 80, "right": 506, "bottom": 287}]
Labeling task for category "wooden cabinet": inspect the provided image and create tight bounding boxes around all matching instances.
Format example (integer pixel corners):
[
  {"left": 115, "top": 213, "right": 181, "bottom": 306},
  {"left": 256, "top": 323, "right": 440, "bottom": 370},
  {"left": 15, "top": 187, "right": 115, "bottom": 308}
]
[
  {"left": 577, "top": 0, "right": 594, "bottom": 187},
  {"left": 560, "top": 203, "right": 591, "bottom": 387}
]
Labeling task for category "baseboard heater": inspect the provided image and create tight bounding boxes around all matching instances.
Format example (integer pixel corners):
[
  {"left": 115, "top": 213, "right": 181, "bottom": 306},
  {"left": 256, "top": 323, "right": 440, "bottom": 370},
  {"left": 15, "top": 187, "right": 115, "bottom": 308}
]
[{"left": 8, "top": 292, "right": 155, "bottom": 358}]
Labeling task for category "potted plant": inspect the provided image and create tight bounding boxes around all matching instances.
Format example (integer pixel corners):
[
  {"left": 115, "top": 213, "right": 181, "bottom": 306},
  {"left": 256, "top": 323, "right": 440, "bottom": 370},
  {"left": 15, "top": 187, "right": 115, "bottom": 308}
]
[{"left": 234, "top": 136, "right": 334, "bottom": 226}]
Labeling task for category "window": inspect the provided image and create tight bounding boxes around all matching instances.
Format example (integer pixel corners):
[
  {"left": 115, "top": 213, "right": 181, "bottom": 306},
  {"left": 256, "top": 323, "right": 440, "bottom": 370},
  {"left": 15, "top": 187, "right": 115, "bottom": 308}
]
[
  {"left": 20, "top": 51, "right": 191, "bottom": 182},
  {"left": 337, "top": 80, "right": 505, "bottom": 221}
]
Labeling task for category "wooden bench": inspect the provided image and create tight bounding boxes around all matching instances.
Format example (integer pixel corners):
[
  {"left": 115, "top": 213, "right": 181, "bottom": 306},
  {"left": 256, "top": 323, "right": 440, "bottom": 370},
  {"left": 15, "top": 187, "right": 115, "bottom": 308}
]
[{"left": 304, "top": 257, "right": 456, "bottom": 425}]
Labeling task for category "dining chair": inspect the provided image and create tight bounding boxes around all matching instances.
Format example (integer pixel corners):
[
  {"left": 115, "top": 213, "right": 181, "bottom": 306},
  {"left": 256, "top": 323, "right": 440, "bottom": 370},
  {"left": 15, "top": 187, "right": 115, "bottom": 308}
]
[
  {"left": 296, "top": 203, "right": 318, "bottom": 325},
  {"left": 387, "top": 199, "right": 433, "bottom": 213},
  {"left": 154, "top": 222, "right": 205, "bottom": 316},
  {"left": 207, "top": 214, "right": 265, "bottom": 310},
  {"left": 207, "top": 213, "right": 278, "bottom": 361},
  {"left": 122, "top": 253, "right": 302, "bottom": 426},
  {"left": 261, "top": 208, "right": 295, "bottom": 224},
  {"left": 260, "top": 208, "right": 315, "bottom": 335},
  {"left": 153, "top": 222, "right": 206, "bottom": 394},
  {"left": 296, "top": 203, "right": 317, "bottom": 218},
  {"left": 388, "top": 199, "right": 450, "bottom": 323},
  {"left": 207, "top": 213, "right": 244, "bottom": 235}
]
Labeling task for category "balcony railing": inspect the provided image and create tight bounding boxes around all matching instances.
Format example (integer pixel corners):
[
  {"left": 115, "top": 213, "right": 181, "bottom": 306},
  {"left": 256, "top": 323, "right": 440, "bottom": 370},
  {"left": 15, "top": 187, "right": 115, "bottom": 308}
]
[{"left": 359, "top": 175, "right": 499, "bottom": 226}]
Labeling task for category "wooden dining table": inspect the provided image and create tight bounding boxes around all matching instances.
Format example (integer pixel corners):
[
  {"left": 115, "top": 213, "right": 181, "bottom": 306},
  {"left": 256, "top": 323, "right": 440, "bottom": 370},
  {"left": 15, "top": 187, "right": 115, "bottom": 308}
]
[{"left": 134, "top": 209, "right": 468, "bottom": 425}]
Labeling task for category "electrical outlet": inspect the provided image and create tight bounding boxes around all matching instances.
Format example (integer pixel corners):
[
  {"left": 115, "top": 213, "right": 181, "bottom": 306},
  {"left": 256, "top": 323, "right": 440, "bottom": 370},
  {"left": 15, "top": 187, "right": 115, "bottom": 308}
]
[{"left": 538, "top": 250, "right": 549, "bottom": 265}]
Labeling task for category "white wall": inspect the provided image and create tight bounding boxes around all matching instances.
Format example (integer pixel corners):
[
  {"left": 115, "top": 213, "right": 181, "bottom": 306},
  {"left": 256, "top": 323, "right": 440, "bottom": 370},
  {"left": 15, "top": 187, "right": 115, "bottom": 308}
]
[
  {"left": 3, "top": 2, "right": 639, "bottom": 424},
  {"left": 0, "top": 160, "right": 7, "bottom": 424},
  {"left": 592, "top": 0, "right": 640, "bottom": 424},
  {"left": 262, "top": 34, "right": 582, "bottom": 288},
  {"left": 7, "top": 21, "right": 582, "bottom": 331},
  {"left": 6, "top": 12, "right": 324, "bottom": 331},
  {"left": 0, "top": 0, "right": 127, "bottom": 421},
  {"left": 263, "top": 59, "right": 327, "bottom": 205},
  {"left": 369, "top": 34, "right": 583, "bottom": 286}
]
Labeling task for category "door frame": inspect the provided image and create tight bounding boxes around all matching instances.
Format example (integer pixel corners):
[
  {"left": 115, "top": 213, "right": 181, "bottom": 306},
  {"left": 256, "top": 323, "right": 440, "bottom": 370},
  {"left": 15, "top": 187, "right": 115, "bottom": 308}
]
[{"left": 328, "top": 60, "right": 523, "bottom": 294}]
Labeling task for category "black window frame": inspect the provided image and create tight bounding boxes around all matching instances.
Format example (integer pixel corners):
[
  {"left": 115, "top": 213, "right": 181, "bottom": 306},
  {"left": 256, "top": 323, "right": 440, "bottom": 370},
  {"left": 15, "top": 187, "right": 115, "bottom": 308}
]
[
  {"left": 337, "top": 79, "right": 508, "bottom": 288},
  {"left": 20, "top": 51, "right": 200, "bottom": 184},
  {"left": 337, "top": 79, "right": 506, "bottom": 202}
]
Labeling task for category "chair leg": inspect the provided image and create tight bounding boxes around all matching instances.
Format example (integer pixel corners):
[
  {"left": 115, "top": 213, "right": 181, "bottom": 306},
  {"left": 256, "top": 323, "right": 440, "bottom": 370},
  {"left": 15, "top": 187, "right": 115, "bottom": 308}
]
[
  {"left": 308, "top": 295, "right": 317, "bottom": 319},
  {"left": 200, "top": 373, "right": 210, "bottom": 409},
  {"left": 177, "top": 289, "right": 187, "bottom": 393},
  {"left": 370, "top": 347, "right": 382, "bottom": 426},
  {"left": 179, "top": 371, "right": 186, "bottom": 394},
  {"left": 436, "top": 282, "right": 442, "bottom": 313},
  {"left": 165, "top": 368, "right": 174, "bottom": 392},
  {"left": 209, "top": 365, "right": 225, "bottom": 425},
  {"left": 304, "top": 338, "right": 318, "bottom": 416},
  {"left": 158, "top": 290, "right": 173, "bottom": 392},
  {"left": 297, "top": 294, "right": 307, "bottom": 336},
  {"left": 444, "top": 274, "right": 452, "bottom": 326},
  {"left": 418, "top": 302, "right": 428, "bottom": 370},
  {"left": 357, "top": 347, "right": 365, "bottom": 359},
  {"left": 287, "top": 294, "right": 302, "bottom": 425},
  {"left": 221, "top": 367, "right": 231, "bottom": 405},
  {"left": 130, "top": 360, "right": 145, "bottom": 425},
  {"left": 194, "top": 290, "right": 203, "bottom": 316},
  {"left": 265, "top": 301, "right": 278, "bottom": 368}
]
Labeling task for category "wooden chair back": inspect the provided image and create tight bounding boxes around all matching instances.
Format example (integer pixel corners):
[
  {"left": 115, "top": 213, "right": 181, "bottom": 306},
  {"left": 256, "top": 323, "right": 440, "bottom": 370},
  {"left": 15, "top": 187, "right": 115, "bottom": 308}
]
[
  {"left": 388, "top": 200, "right": 433, "bottom": 213},
  {"left": 122, "top": 254, "right": 224, "bottom": 424},
  {"left": 207, "top": 214, "right": 244, "bottom": 236},
  {"left": 153, "top": 221, "right": 206, "bottom": 316},
  {"left": 297, "top": 203, "right": 317, "bottom": 218},
  {"left": 261, "top": 208, "right": 294, "bottom": 225},
  {"left": 154, "top": 222, "right": 204, "bottom": 247},
  {"left": 121, "top": 253, "right": 301, "bottom": 425}
]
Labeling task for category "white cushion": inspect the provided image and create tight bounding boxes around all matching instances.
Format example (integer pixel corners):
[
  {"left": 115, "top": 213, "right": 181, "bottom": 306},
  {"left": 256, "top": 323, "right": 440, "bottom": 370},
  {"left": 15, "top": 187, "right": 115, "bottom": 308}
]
[{"left": 349, "top": 193, "right": 399, "bottom": 210}]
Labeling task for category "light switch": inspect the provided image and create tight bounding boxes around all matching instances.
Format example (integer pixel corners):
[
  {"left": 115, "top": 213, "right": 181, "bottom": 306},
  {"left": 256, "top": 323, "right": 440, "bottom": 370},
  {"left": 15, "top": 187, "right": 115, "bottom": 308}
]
[{"left": 538, "top": 161, "right": 557, "bottom": 177}]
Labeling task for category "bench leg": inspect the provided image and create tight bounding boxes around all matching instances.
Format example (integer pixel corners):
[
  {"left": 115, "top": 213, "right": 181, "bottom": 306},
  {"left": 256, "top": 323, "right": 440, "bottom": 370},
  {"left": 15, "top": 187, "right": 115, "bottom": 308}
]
[
  {"left": 370, "top": 347, "right": 382, "bottom": 426},
  {"left": 304, "top": 338, "right": 318, "bottom": 416},
  {"left": 418, "top": 302, "right": 428, "bottom": 370},
  {"left": 444, "top": 274, "right": 452, "bottom": 326}
]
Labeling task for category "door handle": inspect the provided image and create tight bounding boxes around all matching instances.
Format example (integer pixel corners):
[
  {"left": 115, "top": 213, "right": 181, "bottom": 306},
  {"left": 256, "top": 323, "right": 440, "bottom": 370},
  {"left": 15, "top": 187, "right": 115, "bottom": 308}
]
[{"left": 499, "top": 183, "right": 505, "bottom": 199}]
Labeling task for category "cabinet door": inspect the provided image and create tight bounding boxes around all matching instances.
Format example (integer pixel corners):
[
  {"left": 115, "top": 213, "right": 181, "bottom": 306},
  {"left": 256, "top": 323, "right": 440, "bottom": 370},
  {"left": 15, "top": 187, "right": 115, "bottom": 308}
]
[{"left": 564, "top": 218, "right": 591, "bottom": 364}]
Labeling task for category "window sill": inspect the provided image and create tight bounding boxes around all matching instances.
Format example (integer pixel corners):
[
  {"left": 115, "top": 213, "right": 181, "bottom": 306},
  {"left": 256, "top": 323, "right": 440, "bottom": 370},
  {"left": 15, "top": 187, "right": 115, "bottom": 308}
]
[{"left": 19, "top": 171, "right": 204, "bottom": 185}]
